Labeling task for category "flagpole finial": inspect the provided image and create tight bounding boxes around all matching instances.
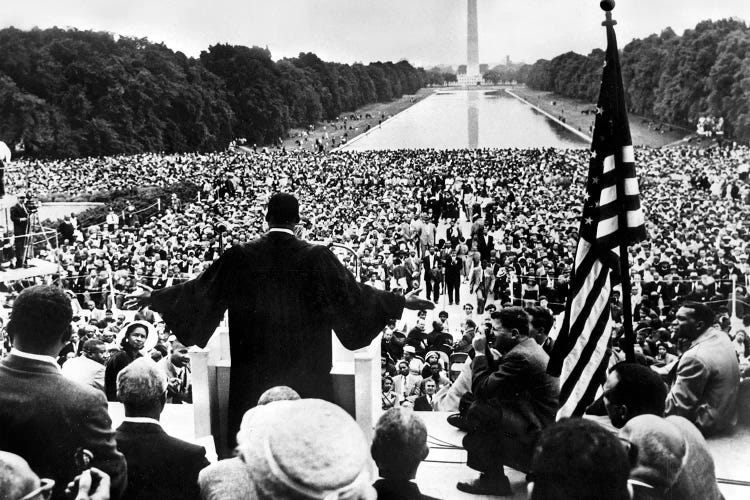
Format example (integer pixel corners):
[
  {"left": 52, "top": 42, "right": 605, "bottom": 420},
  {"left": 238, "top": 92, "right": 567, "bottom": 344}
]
[{"left": 600, "top": 0, "right": 617, "bottom": 26}]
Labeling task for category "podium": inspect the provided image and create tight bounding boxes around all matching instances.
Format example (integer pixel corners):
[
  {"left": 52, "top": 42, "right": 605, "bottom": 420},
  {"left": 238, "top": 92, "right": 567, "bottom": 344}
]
[{"left": 189, "top": 327, "right": 382, "bottom": 458}]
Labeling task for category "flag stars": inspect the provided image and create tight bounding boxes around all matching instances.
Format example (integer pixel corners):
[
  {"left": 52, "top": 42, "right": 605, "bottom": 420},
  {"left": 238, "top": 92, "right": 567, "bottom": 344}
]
[
  {"left": 584, "top": 217, "right": 594, "bottom": 225},
  {"left": 591, "top": 177, "right": 599, "bottom": 185},
  {"left": 595, "top": 107, "right": 603, "bottom": 115}
]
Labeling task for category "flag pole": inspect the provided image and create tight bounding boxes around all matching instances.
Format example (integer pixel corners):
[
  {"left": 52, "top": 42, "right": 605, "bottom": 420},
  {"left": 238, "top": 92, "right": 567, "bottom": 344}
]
[{"left": 601, "top": 0, "right": 636, "bottom": 363}]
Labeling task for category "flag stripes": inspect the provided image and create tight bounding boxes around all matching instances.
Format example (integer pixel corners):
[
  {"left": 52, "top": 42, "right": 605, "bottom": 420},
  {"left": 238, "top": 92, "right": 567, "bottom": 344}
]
[{"left": 547, "top": 14, "right": 647, "bottom": 419}]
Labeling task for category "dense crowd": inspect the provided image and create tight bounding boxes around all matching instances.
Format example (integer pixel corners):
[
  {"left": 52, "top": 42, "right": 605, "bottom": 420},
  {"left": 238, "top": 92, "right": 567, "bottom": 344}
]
[
  {"left": 1, "top": 143, "right": 750, "bottom": 499},
  {"left": 4, "top": 144, "right": 749, "bottom": 323}
]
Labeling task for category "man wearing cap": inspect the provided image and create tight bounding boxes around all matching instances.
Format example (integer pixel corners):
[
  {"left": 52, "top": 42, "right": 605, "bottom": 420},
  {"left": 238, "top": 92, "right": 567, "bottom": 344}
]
[{"left": 127, "top": 193, "right": 434, "bottom": 445}]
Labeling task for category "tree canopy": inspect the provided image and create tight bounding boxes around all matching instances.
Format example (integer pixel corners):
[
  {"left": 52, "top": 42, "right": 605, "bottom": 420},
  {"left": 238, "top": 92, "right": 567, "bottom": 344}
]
[
  {"left": 524, "top": 18, "right": 750, "bottom": 142},
  {"left": 0, "top": 27, "right": 426, "bottom": 157}
]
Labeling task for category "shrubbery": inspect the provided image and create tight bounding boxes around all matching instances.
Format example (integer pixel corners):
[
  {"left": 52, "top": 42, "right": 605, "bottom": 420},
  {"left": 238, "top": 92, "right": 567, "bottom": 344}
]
[{"left": 46, "top": 181, "right": 199, "bottom": 230}]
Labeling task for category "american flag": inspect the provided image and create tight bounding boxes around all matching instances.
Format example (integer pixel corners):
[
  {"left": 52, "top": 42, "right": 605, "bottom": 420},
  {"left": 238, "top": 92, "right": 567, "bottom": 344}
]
[{"left": 546, "top": 16, "right": 647, "bottom": 418}]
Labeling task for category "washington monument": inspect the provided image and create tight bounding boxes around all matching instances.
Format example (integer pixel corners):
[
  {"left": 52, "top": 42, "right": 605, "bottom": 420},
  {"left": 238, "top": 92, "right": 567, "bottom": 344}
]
[{"left": 459, "top": 0, "right": 481, "bottom": 85}]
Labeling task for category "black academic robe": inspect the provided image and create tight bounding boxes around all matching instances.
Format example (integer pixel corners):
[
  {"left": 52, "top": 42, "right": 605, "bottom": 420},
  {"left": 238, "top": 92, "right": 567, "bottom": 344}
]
[{"left": 151, "top": 232, "right": 405, "bottom": 445}]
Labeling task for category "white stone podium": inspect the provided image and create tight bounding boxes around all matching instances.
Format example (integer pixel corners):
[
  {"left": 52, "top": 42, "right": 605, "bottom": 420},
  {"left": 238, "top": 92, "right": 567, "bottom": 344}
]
[{"left": 189, "top": 327, "right": 382, "bottom": 457}]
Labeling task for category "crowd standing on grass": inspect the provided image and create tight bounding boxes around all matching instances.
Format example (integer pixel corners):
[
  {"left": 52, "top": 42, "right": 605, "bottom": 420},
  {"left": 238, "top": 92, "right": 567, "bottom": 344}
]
[{"left": 1, "top": 142, "right": 750, "bottom": 499}]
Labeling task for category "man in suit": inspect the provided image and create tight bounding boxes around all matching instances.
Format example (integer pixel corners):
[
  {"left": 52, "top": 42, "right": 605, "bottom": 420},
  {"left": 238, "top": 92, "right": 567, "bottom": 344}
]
[
  {"left": 371, "top": 408, "right": 441, "bottom": 500},
  {"left": 665, "top": 301, "right": 738, "bottom": 435},
  {"left": 413, "top": 378, "right": 437, "bottom": 411},
  {"left": 443, "top": 249, "right": 463, "bottom": 305},
  {"left": 422, "top": 247, "right": 440, "bottom": 302},
  {"left": 476, "top": 229, "right": 494, "bottom": 263},
  {"left": 157, "top": 340, "right": 192, "bottom": 403},
  {"left": 126, "top": 193, "right": 434, "bottom": 446},
  {"left": 61, "top": 338, "right": 108, "bottom": 392},
  {"left": 602, "top": 362, "right": 722, "bottom": 500},
  {"left": 115, "top": 357, "right": 208, "bottom": 500},
  {"left": 457, "top": 307, "right": 559, "bottom": 496},
  {"left": 0, "top": 285, "right": 127, "bottom": 500},
  {"left": 9, "top": 193, "right": 30, "bottom": 268}
]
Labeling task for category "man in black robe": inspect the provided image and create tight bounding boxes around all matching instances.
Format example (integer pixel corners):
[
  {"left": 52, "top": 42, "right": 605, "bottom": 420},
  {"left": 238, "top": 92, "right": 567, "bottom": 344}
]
[{"left": 127, "top": 193, "right": 433, "bottom": 446}]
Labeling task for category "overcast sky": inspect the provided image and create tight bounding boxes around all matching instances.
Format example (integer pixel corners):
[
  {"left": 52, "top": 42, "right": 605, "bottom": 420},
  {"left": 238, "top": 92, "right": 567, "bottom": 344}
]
[{"left": 3, "top": 1, "right": 748, "bottom": 68}]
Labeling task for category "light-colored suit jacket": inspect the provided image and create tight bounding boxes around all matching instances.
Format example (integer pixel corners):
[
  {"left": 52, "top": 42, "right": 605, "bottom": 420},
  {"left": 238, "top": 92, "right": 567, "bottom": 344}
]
[
  {"left": 61, "top": 355, "right": 105, "bottom": 392},
  {"left": 665, "top": 328, "right": 739, "bottom": 435}
]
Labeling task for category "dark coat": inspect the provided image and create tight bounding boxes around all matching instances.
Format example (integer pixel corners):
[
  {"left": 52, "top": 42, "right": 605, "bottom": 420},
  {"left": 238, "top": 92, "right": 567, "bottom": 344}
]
[
  {"left": 471, "top": 338, "right": 559, "bottom": 433},
  {"left": 373, "top": 478, "right": 442, "bottom": 500},
  {"left": 443, "top": 256, "right": 463, "bottom": 282},
  {"left": 413, "top": 395, "right": 436, "bottom": 411},
  {"left": 116, "top": 421, "right": 208, "bottom": 500},
  {"left": 476, "top": 233, "right": 494, "bottom": 261},
  {"left": 10, "top": 202, "right": 29, "bottom": 235},
  {"left": 151, "top": 232, "right": 404, "bottom": 444},
  {"left": 0, "top": 354, "right": 127, "bottom": 500}
]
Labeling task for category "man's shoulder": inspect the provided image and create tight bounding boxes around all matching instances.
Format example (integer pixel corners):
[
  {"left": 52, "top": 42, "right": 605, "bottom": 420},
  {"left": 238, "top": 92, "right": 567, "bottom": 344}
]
[
  {"left": 685, "top": 329, "right": 735, "bottom": 359},
  {"left": 1, "top": 359, "right": 107, "bottom": 410},
  {"left": 508, "top": 339, "right": 548, "bottom": 363}
]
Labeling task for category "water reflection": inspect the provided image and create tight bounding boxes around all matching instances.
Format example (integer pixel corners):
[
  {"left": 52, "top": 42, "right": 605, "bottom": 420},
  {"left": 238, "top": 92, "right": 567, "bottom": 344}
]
[
  {"left": 341, "top": 89, "right": 588, "bottom": 151},
  {"left": 468, "top": 91, "right": 479, "bottom": 149}
]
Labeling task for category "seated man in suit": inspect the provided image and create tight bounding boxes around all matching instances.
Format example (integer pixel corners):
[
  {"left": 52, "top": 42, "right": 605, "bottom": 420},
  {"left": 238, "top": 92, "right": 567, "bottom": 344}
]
[
  {"left": 457, "top": 307, "right": 559, "bottom": 496},
  {"left": 371, "top": 408, "right": 440, "bottom": 500},
  {"left": 413, "top": 378, "right": 437, "bottom": 411},
  {"left": 0, "top": 285, "right": 127, "bottom": 500},
  {"left": 665, "top": 301, "right": 739, "bottom": 436},
  {"left": 115, "top": 357, "right": 209, "bottom": 500}
]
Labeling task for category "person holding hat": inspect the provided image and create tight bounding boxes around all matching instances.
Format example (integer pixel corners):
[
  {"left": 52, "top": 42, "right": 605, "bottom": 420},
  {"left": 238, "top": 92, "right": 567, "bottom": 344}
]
[{"left": 126, "top": 193, "right": 434, "bottom": 446}]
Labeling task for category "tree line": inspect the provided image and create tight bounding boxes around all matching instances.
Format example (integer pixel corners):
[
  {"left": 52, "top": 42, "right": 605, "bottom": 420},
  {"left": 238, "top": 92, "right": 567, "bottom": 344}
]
[
  {"left": 0, "top": 27, "right": 427, "bottom": 158},
  {"left": 521, "top": 18, "right": 750, "bottom": 141}
]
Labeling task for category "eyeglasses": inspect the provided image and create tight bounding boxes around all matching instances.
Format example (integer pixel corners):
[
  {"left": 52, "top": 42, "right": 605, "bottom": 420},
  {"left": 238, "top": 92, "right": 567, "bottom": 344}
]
[{"left": 19, "top": 478, "right": 55, "bottom": 500}]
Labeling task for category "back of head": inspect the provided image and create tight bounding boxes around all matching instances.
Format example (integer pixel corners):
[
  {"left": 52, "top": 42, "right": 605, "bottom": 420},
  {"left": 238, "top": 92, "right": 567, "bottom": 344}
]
[
  {"left": 529, "top": 418, "right": 632, "bottom": 500},
  {"left": 82, "top": 338, "right": 104, "bottom": 354},
  {"left": 237, "top": 399, "right": 373, "bottom": 500},
  {"left": 257, "top": 386, "right": 301, "bottom": 406},
  {"left": 266, "top": 193, "right": 300, "bottom": 226},
  {"left": 495, "top": 306, "right": 530, "bottom": 337},
  {"left": 7, "top": 285, "right": 72, "bottom": 349},
  {"left": 371, "top": 408, "right": 428, "bottom": 481},
  {"left": 116, "top": 358, "right": 167, "bottom": 413},
  {"left": 608, "top": 362, "right": 667, "bottom": 423},
  {"left": 526, "top": 306, "right": 554, "bottom": 335},
  {"left": 0, "top": 451, "right": 39, "bottom": 500},
  {"left": 619, "top": 415, "right": 687, "bottom": 495}
]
